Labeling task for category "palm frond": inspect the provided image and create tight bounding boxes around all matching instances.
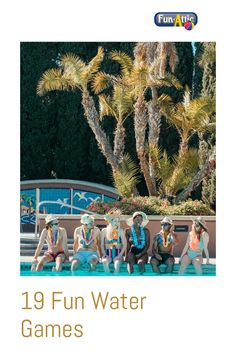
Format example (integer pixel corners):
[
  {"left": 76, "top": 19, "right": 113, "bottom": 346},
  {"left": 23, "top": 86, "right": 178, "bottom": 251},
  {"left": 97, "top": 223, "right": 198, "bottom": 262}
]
[
  {"left": 112, "top": 85, "right": 134, "bottom": 118},
  {"left": 37, "top": 68, "right": 78, "bottom": 96},
  {"left": 129, "top": 63, "right": 149, "bottom": 95},
  {"left": 59, "top": 53, "right": 86, "bottom": 83},
  {"left": 199, "top": 43, "right": 216, "bottom": 67},
  {"left": 168, "top": 148, "right": 199, "bottom": 194},
  {"left": 98, "top": 94, "right": 117, "bottom": 120},
  {"left": 153, "top": 73, "right": 182, "bottom": 89},
  {"left": 92, "top": 72, "right": 119, "bottom": 94},
  {"left": 149, "top": 146, "right": 173, "bottom": 185},
  {"left": 109, "top": 50, "right": 133, "bottom": 77},
  {"left": 113, "top": 154, "right": 140, "bottom": 197},
  {"left": 79, "top": 47, "right": 104, "bottom": 88},
  {"left": 60, "top": 53, "right": 86, "bottom": 72},
  {"left": 187, "top": 97, "right": 216, "bottom": 131}
]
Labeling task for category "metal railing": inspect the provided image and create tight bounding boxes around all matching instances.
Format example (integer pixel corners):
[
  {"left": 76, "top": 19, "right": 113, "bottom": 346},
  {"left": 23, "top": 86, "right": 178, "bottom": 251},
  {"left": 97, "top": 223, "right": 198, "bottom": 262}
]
[{"left": 34, "top": 193, "right": 103, "bottom": 237}]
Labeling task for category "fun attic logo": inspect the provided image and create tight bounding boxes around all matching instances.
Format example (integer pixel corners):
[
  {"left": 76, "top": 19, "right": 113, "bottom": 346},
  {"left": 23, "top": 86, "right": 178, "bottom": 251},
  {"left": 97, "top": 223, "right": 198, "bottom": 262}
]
[{"left": 154, "top": 12, "right": 198, "bottom": 30}]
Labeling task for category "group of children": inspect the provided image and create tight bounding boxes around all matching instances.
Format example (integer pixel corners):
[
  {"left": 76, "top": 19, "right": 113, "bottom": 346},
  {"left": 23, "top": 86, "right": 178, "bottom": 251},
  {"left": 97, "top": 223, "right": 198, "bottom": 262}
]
[{"left": 31, "top": 209, "right": 210, "bottom": 275}]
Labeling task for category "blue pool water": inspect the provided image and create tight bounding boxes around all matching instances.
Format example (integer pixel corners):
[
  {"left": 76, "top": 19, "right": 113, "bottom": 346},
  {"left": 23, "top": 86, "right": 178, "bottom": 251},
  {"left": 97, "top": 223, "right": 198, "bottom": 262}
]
[{"left": 20, "top": 263, "right": 216, "bottom": 276}]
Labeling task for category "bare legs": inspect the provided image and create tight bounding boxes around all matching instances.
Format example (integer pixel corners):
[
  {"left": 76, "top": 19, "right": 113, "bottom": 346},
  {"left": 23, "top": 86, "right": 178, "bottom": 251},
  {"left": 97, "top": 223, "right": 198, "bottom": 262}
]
[
  {"left": 52, "top": 254, "right": 66, "bottom": 272},
  {"left": 151, "top": 255, "right": 174, "bottom": 274},
  {"left": 127, "top": 253, "right": 148, "bottom": 274},
  {"left": 127, "top": 253, "right": 135, "bottom": 274},
  {"left": 192, "top": 256, "right": 203, "bottom": 275},
  {"left": 35, "top": 255, "right": 52, "bottom": 271},
  {"left": 102, "top": 256, "right": 122, "bottom": 273},
  {"left": 71, "top": 259, "right": 81, "bottom": 271},
  {"left": 89, "top": 255, "right": 98, "bottom": 271},
  {"left": 102, "top": 256, "right": 111, "bottom": 273},
  {"left": 178, "top": 255, "right": 203, "bottom": 275},
  {"left": 165, "top": 257, "right": 174, "bottom": 273},
  {"left": 150, "top": 257, "right": 161, "bottom": 273}
]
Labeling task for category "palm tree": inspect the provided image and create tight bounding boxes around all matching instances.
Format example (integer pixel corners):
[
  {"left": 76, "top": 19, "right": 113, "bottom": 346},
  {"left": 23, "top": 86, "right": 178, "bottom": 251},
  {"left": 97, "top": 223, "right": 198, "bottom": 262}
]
[
  {"left": 198, "top": 42, "right": 216, "bottom": 207},
  {"left": 149, "top": 146, "right": 199, "bottom": 198},
  {"left": 161, "top": 86, "right": 216, "bottom": 202},
  {"left": 37, "top": 48, "right": 120, "bottom": 173},
  {"left": 92, "top": 51, "right": 134, "bottom": 163},
  {"left": 175, "top": 146, "right": 216, "bottom": 202},
  {"left": 113, "top": 154, "right": 140, "bottom": 197},
  {"left": 132, "top": 42, "right": 181, "bottom": 195},
  {"left": 162, "top": 88, "right": 215, "bottom": 157}
]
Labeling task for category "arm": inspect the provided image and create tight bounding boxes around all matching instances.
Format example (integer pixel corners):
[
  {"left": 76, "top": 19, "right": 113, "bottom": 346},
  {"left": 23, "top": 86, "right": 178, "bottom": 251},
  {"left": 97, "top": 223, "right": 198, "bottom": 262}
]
[
  {"left": 124, "top": 229, "right": 130, "bottom": 261},
  {"left": 179, "top": 235, "right": 190, "bottom": 261},
  {"left": 73, "top": 228, "right": 79, "bottom": 255},
  {"left": 96, "top": 229, "right": 103, "bottom": 259},
  {"left": 172, "top": 232, "right": 179, "bottom": 245},
  {"left": 62, "top": 228, "right": 69, "bottom": 260},
  {"left": 203, "top": 232, "right": 210, "bottom": 264},
  {"left": 117, "top": 229, "right": 127, "bottom": 258},
  {"left": 152, "top": 237, "right": 162, "bottom": 260},
  {"left": 100, "top": 229, "right": 107, "bottom": 258},
  {"left": 33, "top": 229, "right": 46, "bottom": 260},
  {"left": 136, "top": 228, "right": 150, "bottom": 258}
]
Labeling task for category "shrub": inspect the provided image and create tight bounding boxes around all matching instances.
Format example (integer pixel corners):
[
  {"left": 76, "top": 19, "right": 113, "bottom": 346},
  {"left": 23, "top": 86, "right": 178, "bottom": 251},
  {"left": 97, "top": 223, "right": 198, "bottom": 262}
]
[{"left": 87, "top": 198, "right": 215, "bottom": 215}]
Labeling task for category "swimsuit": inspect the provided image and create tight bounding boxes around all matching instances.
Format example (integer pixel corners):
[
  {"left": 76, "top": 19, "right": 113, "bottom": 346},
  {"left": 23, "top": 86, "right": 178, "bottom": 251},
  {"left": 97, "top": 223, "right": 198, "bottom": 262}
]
[
  {"left": 151, "top": 232, "right": 175, "bottom": 264},
  {"left": 187, "top": 232, "right": 204, "bottom": 259},
  {"left": 44, "top": 250, "right": 65, "bottom": 261},
  {"left": 104, "top": 229, "right": 123, "bottom": 260},
  {"left": 44, "top": 229, "right": 65, "bottom": 261},
  {"left": 73, "top": 251, "right": 99, "bottom": 263},
  {"left": 73, "top": 226, "right": 100, "bottom": 264}
]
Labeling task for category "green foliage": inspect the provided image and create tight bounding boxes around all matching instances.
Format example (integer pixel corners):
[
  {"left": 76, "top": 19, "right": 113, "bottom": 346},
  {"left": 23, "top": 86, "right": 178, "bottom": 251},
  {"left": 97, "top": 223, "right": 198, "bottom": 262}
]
[
  {"left": 113, "top": 154, "right": 140, "bottom": 197},
  {"left": 21, "top": 42, "right": 214, "bottom": 208},
  {"left": 87, "top": 197, "right": 215, "bottom": 216},
  {"left": 21, "top": 42, "right": 135, "bottom": 184},
  {"left": 149, "top": 146, "right": 199, "bottom": 196}
]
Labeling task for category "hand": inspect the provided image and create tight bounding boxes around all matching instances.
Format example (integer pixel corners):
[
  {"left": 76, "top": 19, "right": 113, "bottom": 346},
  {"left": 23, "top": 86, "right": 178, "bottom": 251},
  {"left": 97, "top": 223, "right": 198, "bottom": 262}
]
[
  {"left": 136, "top": 253, "right": 143, "bottom": 260},
  {"left": 206, "top": 260, "right": 211, "bottom": 265},
  {"left": 114, "top": 255, "right": 122, "bottom": 262},
  {"left": 156, "top": 254, "right": 162, "bottom": 261},
  {"left": 32, "top": 257, "right": 38, "bottom": 264}
]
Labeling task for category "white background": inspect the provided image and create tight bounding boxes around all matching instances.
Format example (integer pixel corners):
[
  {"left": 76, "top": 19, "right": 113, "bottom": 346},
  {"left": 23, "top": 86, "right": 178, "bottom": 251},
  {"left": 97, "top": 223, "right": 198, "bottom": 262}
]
[{"left": 0, "top": 0, "right": 235, "bottom": 353}]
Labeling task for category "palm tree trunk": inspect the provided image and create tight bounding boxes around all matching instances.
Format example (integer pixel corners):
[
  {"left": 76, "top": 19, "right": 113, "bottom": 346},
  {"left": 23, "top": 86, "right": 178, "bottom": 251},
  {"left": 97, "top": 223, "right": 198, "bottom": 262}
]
[
  {"left": 148, "top": 88, "right": 160, "bottom": 195},
  {"left": 179, "top": 138, "right": 189, "bottom": 157},
  {"left": 82, "top": 90, "right": 119, "bottom": 172},
  {"left": 114, "top": 120, "right": 125, "bottom": 163},
  {"left": 175, "top": 148, "right": 216, "bottom": 202},
  {"left": 134, "top": 94, "right": 157, "bottom": 196}
]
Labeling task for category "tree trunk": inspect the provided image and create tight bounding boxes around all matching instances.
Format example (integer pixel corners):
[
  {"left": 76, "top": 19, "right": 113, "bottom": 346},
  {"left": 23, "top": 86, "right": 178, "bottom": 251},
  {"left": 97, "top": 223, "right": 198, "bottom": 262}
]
[
  {"left": 175, "top": 148, "right": 216, "bottom": 202},
  {"left": 114, "top": 120, "right": 125, "bottom": 163},
  {"left": 82, "top": 90, "right": 119, "bottom": 172},
  {"left": 148, "top": 87, "right": 160, "bottom": 195},
  {"left": 134, "top": 94, "right": 157, "bottom": 196},
  {"left": 179, "top": 137, "right": 189, "bottom": 157}
]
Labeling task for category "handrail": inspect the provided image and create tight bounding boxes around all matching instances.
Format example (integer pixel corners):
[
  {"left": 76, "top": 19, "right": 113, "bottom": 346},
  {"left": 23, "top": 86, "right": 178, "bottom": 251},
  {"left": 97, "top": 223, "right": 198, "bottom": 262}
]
[{"left": 34, "top": 200, "right": 103, "bottom": 237}]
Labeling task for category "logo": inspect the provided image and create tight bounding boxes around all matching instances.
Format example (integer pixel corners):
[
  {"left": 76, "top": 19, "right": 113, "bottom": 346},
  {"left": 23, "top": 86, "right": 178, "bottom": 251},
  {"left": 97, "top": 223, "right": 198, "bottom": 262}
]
[{"left": 154, "top": 12, "right": 198, "bottom": 30}]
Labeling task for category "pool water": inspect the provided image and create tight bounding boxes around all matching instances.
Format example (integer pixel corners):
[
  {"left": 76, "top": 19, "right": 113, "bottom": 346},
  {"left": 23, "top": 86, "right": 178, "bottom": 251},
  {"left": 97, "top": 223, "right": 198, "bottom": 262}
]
[{"left": 20, "top": 263, "right": 216, "bottom": 276}]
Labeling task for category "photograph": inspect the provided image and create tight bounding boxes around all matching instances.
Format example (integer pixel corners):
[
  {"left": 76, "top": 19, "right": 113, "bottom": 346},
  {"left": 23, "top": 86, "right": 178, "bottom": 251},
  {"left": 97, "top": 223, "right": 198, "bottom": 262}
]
[{"left": 20, "top": 42, "right": 216, "bottom": 276}]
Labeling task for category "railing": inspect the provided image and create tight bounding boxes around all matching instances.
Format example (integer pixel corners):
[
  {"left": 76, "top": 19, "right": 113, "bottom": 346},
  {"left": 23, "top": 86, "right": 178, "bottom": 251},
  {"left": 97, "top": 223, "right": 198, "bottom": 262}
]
[{"left": 34, "top": 197, "right": 103, "bottom": 237}]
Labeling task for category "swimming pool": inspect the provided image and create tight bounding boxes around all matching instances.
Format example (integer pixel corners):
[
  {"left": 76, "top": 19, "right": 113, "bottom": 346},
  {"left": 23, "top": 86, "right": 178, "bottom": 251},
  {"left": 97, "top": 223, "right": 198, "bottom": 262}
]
[{"left": 20, "top": 262, "right": 216, "bottom": 276}]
